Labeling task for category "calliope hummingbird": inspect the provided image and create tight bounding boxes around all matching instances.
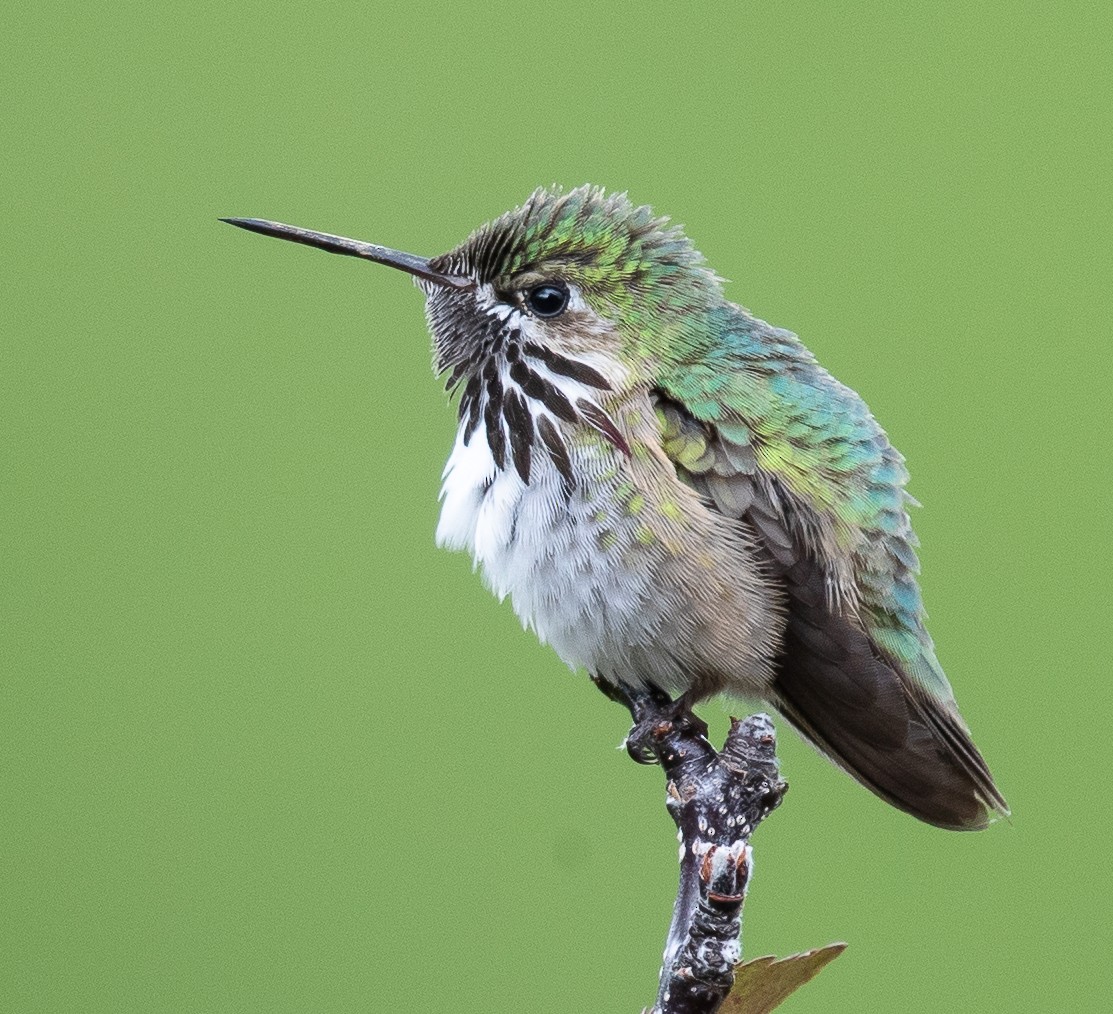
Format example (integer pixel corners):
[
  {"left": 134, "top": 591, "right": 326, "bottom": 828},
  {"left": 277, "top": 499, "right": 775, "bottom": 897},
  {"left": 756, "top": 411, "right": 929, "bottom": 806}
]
[{"left": 223, "top": 186, "right": 1007, "bottom": 830}]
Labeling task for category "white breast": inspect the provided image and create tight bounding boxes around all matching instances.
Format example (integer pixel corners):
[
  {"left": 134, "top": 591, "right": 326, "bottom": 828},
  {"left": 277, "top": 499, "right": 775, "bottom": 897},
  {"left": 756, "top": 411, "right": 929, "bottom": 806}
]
[{"left": 435, "top": 420, "right": 656, "bottom": 676}]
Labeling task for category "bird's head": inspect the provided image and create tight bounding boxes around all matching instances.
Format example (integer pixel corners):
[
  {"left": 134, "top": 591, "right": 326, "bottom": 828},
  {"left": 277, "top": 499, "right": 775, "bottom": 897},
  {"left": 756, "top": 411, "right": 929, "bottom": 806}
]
[{"left": 223, "top": 186, "right": 723, "bottom": 397}]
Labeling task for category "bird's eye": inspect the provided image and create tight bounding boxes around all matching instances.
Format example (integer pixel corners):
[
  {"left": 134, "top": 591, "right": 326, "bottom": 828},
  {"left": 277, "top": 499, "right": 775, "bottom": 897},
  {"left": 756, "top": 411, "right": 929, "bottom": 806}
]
[{"left": 525, "top": 283, "right": 569, "bottom": 318}]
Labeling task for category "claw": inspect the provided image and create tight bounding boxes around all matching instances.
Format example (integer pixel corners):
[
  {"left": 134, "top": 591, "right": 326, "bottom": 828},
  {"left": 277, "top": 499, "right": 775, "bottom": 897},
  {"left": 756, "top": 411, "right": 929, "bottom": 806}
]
[
  {"left": 625, "top": 731, "right": 662, "bottom": 765},
  {"left": 592, "top": 674, "right": 710, "bottom": 765}
]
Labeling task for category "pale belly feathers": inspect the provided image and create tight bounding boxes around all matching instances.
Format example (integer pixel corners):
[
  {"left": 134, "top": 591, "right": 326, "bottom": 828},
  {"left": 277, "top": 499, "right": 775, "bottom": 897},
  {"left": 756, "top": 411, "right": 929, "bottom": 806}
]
[
  {"left": 437, "top": 421, "right": 653, "bottom": 675},
  {"left": 435, "top": 416, "right": 780, "bottom": 697}
]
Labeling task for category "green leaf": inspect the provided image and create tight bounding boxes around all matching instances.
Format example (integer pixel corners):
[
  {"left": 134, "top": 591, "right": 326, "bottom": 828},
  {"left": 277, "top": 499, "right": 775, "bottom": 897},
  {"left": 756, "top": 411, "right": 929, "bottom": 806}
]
[{"left": 719, "top": 943, "right": 847, "bottom": 1013}]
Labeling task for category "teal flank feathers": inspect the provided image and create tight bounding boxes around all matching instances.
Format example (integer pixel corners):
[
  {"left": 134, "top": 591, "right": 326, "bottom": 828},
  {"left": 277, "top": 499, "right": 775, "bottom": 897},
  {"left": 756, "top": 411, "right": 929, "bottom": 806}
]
[{"left": 223, "top": 186, "right": 1008, "bottom": 830}]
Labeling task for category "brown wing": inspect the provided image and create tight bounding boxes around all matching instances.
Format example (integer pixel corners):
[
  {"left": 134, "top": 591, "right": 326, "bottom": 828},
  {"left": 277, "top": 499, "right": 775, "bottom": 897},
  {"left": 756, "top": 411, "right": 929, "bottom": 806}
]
[{"left": 654, "top": 391, "right": 1007, "bottom": 830}]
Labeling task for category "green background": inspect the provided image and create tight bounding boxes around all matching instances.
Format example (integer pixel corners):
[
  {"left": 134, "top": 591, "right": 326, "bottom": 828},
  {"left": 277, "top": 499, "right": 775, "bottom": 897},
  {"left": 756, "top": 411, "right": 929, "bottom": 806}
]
[{"left": 2, "top": 2, "right": 1109, "bottom": 1011}]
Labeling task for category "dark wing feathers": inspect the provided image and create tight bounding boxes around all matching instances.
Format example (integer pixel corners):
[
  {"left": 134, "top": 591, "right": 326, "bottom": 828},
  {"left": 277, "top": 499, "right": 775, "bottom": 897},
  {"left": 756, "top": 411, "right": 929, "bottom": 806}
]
[{"left": 653, "top": 390, "right": 1006, "bottom": 830}]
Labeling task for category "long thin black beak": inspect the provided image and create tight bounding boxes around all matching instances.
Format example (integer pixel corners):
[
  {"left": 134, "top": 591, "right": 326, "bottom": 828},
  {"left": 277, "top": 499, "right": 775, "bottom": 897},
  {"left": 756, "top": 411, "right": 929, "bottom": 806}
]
[{"left": 220, "top": 218, "right": 473, "bottom": 290}]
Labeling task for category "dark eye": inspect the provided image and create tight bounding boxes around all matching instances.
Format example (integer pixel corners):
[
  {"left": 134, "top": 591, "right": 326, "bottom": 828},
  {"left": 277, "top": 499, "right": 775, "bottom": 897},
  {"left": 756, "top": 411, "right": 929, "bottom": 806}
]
[{"left": 525, "top": 283, "right": 569, "bottom": 318}]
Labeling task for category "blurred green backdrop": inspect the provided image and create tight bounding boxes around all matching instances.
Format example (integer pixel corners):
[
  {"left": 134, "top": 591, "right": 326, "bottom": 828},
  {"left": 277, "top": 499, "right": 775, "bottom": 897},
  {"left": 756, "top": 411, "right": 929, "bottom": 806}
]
[{"left": 2, "top": 2, "right": 1109, "bottom": 1011}]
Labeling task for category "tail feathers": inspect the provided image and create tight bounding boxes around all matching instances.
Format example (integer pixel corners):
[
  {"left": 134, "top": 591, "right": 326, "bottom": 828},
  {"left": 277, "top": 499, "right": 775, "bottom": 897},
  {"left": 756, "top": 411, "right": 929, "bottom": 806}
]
[
  {"left": 772, "top": 614, "right": 1008, "bottom": 831},
  {"left": 912, "top": 688, "right": 1010, "bottom": 820}
]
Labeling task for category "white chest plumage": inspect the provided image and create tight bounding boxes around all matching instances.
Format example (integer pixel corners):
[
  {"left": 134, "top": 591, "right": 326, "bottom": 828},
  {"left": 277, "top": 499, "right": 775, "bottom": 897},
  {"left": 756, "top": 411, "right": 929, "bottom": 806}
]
[{"left": 436, "top": 411, "right": 657, "bottom": 677}]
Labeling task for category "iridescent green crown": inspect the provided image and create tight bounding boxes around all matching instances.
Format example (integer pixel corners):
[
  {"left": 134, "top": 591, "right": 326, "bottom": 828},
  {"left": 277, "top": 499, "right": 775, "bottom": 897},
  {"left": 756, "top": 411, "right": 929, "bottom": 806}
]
[{"left": 432, "top": 185, "right": 722, "bottom": 303}]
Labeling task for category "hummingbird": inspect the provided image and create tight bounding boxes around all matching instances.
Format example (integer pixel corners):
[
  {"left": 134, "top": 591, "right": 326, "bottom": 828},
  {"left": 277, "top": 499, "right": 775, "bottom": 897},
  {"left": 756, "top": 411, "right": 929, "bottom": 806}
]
[{"left": 222, "top": 186, "right": 1008, "bottom": 831}]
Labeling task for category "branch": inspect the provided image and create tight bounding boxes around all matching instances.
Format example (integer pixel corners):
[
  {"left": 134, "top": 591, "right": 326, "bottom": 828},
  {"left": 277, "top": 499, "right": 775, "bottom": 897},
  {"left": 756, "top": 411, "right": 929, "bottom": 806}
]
[{"left": 593, "top": 677, "right": 788, "bottom": 1014}]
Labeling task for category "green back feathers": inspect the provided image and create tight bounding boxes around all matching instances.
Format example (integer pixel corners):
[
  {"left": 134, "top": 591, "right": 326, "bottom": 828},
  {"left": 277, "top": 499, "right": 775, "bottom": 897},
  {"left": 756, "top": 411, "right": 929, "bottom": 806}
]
[{"left": 658, "top": 306, "right": 954, "bottom": 702}]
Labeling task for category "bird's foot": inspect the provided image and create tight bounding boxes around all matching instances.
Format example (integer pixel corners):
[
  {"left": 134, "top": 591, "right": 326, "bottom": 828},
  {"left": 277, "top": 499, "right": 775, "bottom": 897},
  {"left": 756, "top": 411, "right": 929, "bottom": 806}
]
[{"left": 591, "top": 675, "right": 709, "bottom": 765}]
